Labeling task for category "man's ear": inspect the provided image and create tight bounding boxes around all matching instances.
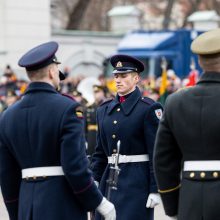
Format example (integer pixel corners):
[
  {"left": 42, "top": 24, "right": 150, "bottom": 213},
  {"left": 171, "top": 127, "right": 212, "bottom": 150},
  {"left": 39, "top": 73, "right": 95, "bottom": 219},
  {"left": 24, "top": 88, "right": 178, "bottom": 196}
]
[
  {"left": 134, "top": 73, "right": 140, "bottom": 82},
  {"left": 198, "top": 57, "right": 203, "bottom": 69},
  {"left": 48, "top": 66, "right": 54, "bottom": 79}
]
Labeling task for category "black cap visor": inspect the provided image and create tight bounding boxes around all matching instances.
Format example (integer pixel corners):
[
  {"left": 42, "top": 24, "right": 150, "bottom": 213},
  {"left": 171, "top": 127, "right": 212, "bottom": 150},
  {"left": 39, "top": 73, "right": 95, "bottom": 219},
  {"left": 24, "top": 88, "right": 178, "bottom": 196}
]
[{"left": 52, "top": 56, "right": 61, "bottom": 65}]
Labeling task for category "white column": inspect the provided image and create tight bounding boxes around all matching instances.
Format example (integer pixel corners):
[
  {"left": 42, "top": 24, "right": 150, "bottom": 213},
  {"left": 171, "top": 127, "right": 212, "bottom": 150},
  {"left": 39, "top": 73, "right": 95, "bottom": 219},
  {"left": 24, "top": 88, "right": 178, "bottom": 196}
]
[
  {"left": 0, "top": 0, "right": 51, "bottom": 77},
  {"left": 0, "top": 0, "right": 6, "bottom": 65}
]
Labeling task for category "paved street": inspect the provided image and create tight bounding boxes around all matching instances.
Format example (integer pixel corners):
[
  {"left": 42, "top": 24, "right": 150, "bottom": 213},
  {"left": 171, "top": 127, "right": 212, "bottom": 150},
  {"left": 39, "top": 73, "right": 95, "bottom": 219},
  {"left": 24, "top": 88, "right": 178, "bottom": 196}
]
[
  {"left": 0, "top": 190, "right": 170, "bottom": 220},
  {"left": 0, "top": 192, "right": 8, "bottom": 220},
  {"left": 155, "top": 205, "right": 170, "bottom": 220}
]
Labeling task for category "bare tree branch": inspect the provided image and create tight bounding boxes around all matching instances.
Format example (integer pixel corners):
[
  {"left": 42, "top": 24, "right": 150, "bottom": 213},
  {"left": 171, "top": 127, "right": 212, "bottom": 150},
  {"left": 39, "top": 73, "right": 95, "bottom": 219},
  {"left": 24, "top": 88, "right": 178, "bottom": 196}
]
[
  {"left": 181, "top": 0, "right": 203, "bottom": 27},
  {"left": 163, "top": 0, "right": 176, "bottom": 29},
  {"left": 77, "top": 0, "right": 116, "bottom": 31},
  {"left": 66, "top": 0, "right": 91, "bottom": 30},
  {"left": 61, "top": 0, "right": 73, "bottom": 16},
  {"left": 212, "top": 0, "right": 220, "bottom": 15},
  {"left": 52, "top": 0, "right": 219, "bottom": 31}
]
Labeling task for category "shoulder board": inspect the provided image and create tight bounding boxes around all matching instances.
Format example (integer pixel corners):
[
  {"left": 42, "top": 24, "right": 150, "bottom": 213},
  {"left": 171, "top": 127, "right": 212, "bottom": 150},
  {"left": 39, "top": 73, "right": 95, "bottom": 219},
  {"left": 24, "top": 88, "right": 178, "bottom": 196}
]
[
  {"left": 175, "top": 86, "right": 193, "bottom": 93},
  {"left": 140, "top": 97, "right": 155, "bottom": 105},
  {"left": 62, "top": 93, "right": 76, "bottom": 101},
  {"left": 100, "top": 98, "right": 113, "bottom": 106}
]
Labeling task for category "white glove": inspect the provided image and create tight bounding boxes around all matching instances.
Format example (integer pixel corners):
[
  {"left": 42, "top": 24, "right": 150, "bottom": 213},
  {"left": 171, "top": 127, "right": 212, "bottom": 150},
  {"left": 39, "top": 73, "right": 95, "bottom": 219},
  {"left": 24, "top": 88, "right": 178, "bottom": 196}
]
[
  {"left": 96, "top": 197, "right": 116, "bottom": 220},
  {"left": 169, "top": 216, "right": 177, "bottom": 220},
  {"left": 146, "top": 193, "right": 161, "bottom": 208},
  {"left": 94, "top": 181, "right": 99, "bottom": 187}
]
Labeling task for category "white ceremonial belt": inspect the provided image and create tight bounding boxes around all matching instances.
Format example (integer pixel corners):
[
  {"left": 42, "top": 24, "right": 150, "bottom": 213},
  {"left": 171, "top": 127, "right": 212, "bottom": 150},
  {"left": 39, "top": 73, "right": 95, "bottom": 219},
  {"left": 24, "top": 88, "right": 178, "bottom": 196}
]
[
  {"left": 183, "top": 161, "right": 220, "bottom": 171},
  {"left": 22, "top": 166, "right": 64, "bottom": 178},
  {"left": 108, "top": 154, "right": 149, "bottom": 164}
]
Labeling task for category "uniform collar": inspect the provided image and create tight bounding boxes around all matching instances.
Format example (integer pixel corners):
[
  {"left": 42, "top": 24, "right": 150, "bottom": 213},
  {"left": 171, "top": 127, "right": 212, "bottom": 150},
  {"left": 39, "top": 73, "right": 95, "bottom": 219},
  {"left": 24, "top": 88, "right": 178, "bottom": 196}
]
[
  {"left": 107, "top": 87, "right": 141, "bottom": 115},
  {"left": 24, "top": 82, "right": 59, "bottom": 94},
  {"left": 197, "top": 72, "right": 220, "bottom": 84}
]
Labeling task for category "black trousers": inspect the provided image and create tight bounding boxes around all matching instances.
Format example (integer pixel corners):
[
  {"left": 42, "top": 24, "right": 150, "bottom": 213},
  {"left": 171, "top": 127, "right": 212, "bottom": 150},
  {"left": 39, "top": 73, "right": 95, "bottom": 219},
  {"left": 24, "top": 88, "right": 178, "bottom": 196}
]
[{"left": 178, "top": 179, "right": 220, "bottom": 220}]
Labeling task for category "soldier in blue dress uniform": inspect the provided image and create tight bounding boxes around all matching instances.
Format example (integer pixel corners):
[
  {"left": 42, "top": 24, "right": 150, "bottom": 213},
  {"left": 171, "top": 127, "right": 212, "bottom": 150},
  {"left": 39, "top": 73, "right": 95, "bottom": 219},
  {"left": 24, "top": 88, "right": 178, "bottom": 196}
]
[
  {"left": 91, "top": 54, "right": 163, "bottom": 220},
  {"left": 0, "top": 41, "right": 116, "bottom": 220}
]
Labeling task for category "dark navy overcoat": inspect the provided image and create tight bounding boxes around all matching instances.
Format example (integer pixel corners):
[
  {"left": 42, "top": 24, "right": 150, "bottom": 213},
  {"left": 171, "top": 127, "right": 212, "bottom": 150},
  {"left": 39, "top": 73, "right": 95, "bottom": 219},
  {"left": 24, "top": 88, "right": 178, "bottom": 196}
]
[
  {"left": 0, "top": 82, "right": 102, "bottom": 220},
  {"left": 91, "top": 87, "right": 162, "bottom": 220}
]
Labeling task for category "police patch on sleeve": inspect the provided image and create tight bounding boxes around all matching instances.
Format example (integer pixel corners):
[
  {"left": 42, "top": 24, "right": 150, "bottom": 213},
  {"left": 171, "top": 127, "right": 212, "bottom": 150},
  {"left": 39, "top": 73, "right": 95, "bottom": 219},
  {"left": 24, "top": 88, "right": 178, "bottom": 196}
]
[{"left": 155, "top": 109, "right": 163, "bottom": 120}]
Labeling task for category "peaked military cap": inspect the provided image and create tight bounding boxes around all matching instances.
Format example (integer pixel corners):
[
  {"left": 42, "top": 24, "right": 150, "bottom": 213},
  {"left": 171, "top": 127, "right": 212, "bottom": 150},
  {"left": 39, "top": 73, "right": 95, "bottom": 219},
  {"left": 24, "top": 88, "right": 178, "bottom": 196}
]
[
  {"left": 93, "top": 85, "right": 104, "bottom": 92},
  {"left": 110, "top": 54, "right": 144, "bottom": 74},
  {"left": 191, "top": 28, "right": 220, "bottom": 55},
  {"left": 72, "top": 90, "right": 82, "bottom": 97},
  {"left": 6, "top": 90, "right": 17, "bottom": 97},
  {"left": 18, "top": 41, "right": 65, "bottom": 80}
]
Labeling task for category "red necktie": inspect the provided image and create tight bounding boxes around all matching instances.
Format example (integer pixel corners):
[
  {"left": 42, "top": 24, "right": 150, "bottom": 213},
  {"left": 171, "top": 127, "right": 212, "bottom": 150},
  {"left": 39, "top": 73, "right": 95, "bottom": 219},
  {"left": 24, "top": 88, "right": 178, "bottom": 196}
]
[{"left": 119, "top": 96, "right": 126, "bottom": 103}]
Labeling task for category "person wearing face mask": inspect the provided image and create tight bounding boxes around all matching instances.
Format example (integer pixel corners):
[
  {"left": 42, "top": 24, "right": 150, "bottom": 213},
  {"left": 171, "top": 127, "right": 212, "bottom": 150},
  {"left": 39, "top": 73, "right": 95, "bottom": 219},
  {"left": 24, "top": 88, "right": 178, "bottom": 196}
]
[
  {"left": 91, "top": 54, "right": 163, "bottom": 220},
  {"left": 0, "top": 41, "right": 116, "bottom": 220}
]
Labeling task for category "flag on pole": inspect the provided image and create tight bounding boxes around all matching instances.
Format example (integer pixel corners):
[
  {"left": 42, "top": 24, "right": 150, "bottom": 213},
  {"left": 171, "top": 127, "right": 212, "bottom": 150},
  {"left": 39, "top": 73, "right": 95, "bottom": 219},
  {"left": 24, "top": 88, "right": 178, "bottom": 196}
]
[
  {"left": 186, "top": 70, "right": 198, "bottom": 86},
  {"left": 159, "top": 57, "right": 168, "bottom": 105},
  {"left": 186, "top": 57, "right": 198, "bottom": 86}
]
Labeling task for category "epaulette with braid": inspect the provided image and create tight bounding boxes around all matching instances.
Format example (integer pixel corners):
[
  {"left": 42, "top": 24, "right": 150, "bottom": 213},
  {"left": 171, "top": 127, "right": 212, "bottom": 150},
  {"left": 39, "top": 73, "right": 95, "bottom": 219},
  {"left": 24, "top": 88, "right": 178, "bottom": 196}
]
[
  {"left": 140, "top": 97, "right": 155, "bottom": 105},
  {"left": 100, "top": 98, "right": 113, "bottom": 106}
]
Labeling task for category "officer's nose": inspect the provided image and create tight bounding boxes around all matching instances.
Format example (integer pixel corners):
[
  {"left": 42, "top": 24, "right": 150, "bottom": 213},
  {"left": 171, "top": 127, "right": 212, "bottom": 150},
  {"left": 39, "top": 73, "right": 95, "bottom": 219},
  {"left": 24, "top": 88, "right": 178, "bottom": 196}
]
[{"left": 115, "top": 77, "right": 121, "bottom": 84}]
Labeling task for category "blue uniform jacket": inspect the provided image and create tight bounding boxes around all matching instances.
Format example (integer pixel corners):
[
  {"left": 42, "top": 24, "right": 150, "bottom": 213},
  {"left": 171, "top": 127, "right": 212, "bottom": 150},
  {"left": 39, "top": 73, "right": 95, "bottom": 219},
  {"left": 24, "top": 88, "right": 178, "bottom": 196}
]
[
  {"left": 0, "top": 82, "right": 102, "bottom": 220},
  {"left": 91, "top": 87, "right": 162, "bottom": 220}
]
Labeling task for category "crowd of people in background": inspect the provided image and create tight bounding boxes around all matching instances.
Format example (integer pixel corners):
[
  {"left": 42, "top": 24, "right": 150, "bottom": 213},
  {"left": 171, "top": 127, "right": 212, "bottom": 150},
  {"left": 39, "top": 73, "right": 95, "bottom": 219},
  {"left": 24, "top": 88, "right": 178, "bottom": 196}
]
[{"left": 0, "top": 64, "right": 199, "bottom": 113}]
